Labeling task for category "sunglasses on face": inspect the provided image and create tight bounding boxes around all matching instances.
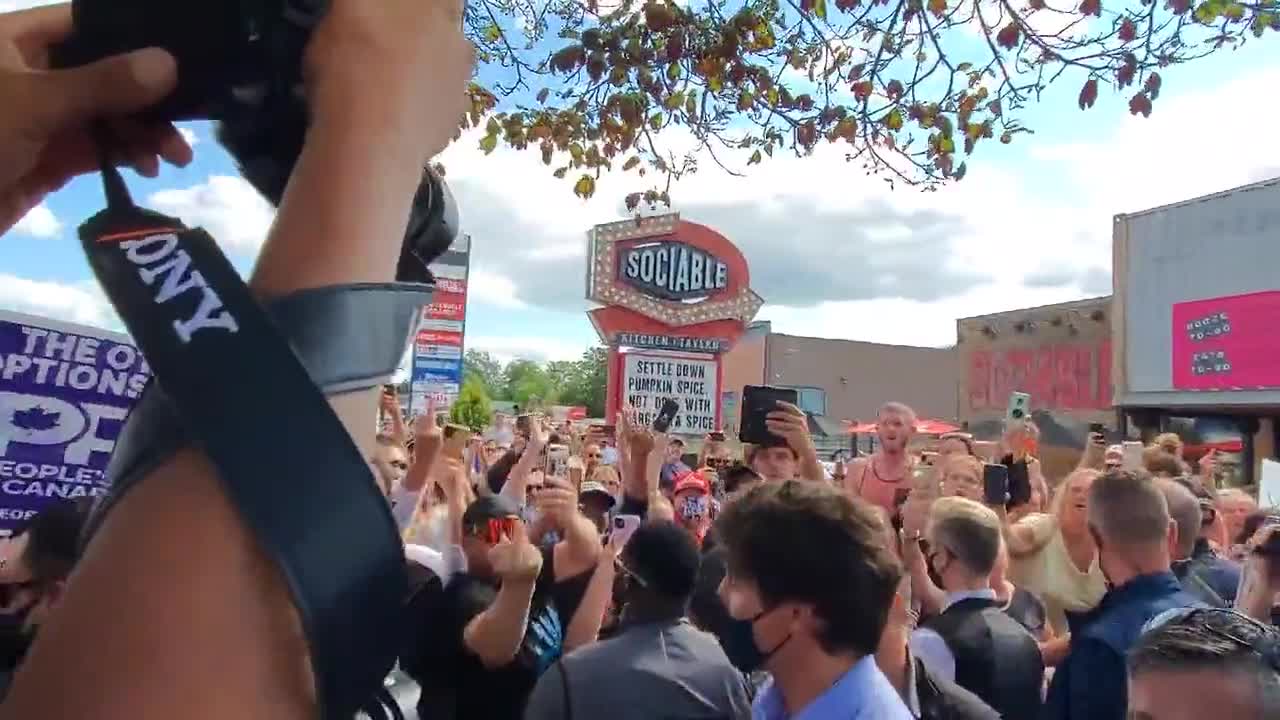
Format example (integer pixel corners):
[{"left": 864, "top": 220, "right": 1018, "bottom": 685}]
[{"left": 471, "top": 516, "right": 519, "bottom": 545}]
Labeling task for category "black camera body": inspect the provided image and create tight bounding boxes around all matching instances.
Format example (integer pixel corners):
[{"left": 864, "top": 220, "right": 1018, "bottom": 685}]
[{"left": 51, "top": 0, "right": 458, "bottom": 283}]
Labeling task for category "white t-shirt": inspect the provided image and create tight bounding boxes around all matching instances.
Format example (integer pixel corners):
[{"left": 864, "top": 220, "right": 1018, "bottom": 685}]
[
  {"left": 388, "top": 484, "right": 420, "bottom": 532},
  {"left": 405, "top": 543, "right": 466, "bottom": 582}
]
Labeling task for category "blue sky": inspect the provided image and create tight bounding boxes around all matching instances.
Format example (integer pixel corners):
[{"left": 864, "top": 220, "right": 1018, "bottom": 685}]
[{"left": 4, "top": 2, "right": 1279, "bottom": 362}]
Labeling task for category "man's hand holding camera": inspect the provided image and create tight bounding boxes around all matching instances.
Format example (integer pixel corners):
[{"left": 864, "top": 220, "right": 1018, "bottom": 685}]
[{"left": 0, "top": 5, "right": 192, "bottom": 235}]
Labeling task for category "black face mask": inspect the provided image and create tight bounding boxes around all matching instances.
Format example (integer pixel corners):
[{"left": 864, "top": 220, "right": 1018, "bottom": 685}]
[
  {"left": 719, "top": 606, "right": 792, "bottom": 673},
  {"left": 0, "top": 602, "right": 37, "bottom": 672}
]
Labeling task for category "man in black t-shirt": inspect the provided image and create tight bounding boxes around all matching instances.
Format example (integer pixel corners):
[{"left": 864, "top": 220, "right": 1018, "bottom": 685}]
[{"left": 401, "top": 491, "right": 599, "bottom": 720}]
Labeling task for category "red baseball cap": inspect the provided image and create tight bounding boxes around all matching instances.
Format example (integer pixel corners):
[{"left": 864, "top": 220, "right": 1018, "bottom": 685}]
[{"left": 672, "top": 469, "right": 711, "bottom": 496}]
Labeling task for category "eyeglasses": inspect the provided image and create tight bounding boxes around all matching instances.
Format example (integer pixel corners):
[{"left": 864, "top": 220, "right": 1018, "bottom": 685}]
[
  {"left": 614, "top": 558, "right": 647, "bottom": 588},
  {"left": 0, "top": 579, "right": 40, "bottom": 607}
]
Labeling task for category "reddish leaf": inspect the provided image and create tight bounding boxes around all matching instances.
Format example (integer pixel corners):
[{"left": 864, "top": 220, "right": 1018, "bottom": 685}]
[
  {"left": 995, "top": 22, "right": 1021, "bottom": 49},
  {"left": 644, "top": 2, "right": 678, "bottom": 31},
  {"left": 1080, "top": 0, "right": 1102, "bottom": 16},
  {"left": 852, "top": 81, "right": 874, "bottom": 100},
  {"left": 886, "top": 79, "right": 905, "bottom": 99},
  {"left": 1117, "top": 18, "right": 1136, "bottom": 42},
  {"left": 1078, "top": 78, "right": 1098, "bottom": 110},
  {"left": 1029, "top": 0, "right": 1046, "bottom": 9},
  {"left": 1128, "top": 92, "right": 1153, "bottom": 117},
  {"left": 796, "top": 121, "right": 818, "bottom": 148},
  {"left": 1117, "top": 53, "right": 1137, "bottom": 87},
  {"left": 927, "top": 0, "right": 947, "bottom": 17},
  {"left": 1144, "top": 71, "right": 1162, "bottom": 99},
  {"left": 1168, "top": 0, "right": 1190, "bottom": 13}
]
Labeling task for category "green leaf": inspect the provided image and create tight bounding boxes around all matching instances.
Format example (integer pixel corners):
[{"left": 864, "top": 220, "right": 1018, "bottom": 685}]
[
  {"left": 553, "top": 167, "right": 568, "bottom": 179},
  {"left": 573, "top": 174, "right": 597, "bottom": 199},
  {"left": 748, "top": 149, "right": 763, "bottom": 164},
  {"left": 483, "top": 23, "right": 502, "bottom": 43},
  {"left": 479, "top": 134, "right": 498, "bottom": 154},
  {"left": 812, "top": 0, "right": 828, "bottom": 19},
  {"left": 939, "top": 136, "right": 956, "bottom": 154}
]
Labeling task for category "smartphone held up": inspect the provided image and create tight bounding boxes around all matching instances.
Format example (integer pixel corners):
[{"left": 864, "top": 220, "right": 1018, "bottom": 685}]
[{"left": 738, "top": 385, "right": 799, "bottom": 446}]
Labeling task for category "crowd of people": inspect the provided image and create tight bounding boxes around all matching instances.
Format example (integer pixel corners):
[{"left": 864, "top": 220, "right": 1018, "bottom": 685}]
[{"left": 12, "top": 385, "right": 1279, "bottom": 718}]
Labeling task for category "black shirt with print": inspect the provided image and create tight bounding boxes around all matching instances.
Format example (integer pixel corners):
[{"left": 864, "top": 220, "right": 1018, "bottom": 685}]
[{"left": 402, "top": 546, "right": 588, "bottom": 720}]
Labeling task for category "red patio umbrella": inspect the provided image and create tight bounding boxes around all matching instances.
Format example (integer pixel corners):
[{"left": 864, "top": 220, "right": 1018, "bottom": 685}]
[
  {"left": 915, "top": 419, "right": 961, "bottom": 435},
  {"left": 846, "top": 419, "right": 961, "bottom": 435}
]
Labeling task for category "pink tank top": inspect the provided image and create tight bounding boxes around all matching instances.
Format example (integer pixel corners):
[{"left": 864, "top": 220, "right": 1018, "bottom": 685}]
[{"left": 850, "top": 456, "right": 912, "bottom": 518}]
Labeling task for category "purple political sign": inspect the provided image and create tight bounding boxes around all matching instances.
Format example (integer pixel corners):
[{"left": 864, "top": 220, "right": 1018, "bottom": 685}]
[{"left": 0, "top": 311, "right": 148, "bottom": 533}]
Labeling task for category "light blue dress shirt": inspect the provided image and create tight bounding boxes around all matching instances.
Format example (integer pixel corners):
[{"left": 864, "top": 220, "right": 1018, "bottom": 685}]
[
  {"left": 753, "top": 655, "right": 913, "bottom": 720},
  {"left": 907, "top": 588, "right": 998, "bottom": 684}
]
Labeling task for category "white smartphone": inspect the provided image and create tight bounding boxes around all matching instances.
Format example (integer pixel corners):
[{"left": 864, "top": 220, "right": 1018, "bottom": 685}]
[
  {"left": 546, "top": 444, "right": 570, "bottom": 478},
  {"left": 1122, "top": 441, "right": 1144, "bottom": 471},
  {"left": 610, "top": 514, "right": 641, "bottom": 547}
]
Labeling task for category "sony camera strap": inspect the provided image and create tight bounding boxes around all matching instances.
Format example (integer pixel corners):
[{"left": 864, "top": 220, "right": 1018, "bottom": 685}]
[{"left": 77, "top": 159, "right": 405, "bottom": 718}]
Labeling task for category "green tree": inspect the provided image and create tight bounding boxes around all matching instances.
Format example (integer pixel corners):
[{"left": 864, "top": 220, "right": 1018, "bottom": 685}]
[
  {"left": 464, "top": 349, "right": 507, "bottom": 399},
  {"left": 450, "top": 376, "right": 494, "bottom": 431},
  {"left": 555, "top": 347, "right": 609, "bottom": 418},
  {"left": 460, "top": 0, "right": 1277, "bottom": 196},
  {"left": 504, "top": 359, "right": 558, "bottom": 409}
]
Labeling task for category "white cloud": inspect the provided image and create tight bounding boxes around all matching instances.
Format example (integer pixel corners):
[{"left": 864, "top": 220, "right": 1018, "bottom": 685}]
[
  {"left": 0, "top": 1, "right": 59, "bottom": 10},
  {"left": 147, "top": 175, "right": 274, "bottom": 254},
  {"left": 12, "top": 204, "right": 61, "bottom": 238},
  {"left": 467, "top": 334, "right": 587, "bottom": 363},
  {"left": 0, "top": 273, "right": 119, "bottom": 330},
  {"left": 467, "top": 268, "right": 528, "bottom": 309}
]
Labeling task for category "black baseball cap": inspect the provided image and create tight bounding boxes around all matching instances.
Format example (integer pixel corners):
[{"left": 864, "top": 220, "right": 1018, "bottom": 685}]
[{"left": 461, "top": 494, "right": 520, "bottom": 530}]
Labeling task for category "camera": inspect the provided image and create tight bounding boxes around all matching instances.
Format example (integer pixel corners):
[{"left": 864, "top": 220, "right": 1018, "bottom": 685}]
[{"left": 49, "top": 0, "right": 458, "bottom": 282}]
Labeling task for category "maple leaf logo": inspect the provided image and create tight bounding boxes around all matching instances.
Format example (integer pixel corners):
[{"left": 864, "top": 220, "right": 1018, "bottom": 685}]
[{"left": 11, "top": 406, "right": 61, "bottom": 432}]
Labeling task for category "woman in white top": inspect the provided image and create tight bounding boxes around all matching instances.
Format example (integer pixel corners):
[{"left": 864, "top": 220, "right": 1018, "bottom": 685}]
[{"left": 1001, "top": 468, "right": 1107, "bottom": 652}]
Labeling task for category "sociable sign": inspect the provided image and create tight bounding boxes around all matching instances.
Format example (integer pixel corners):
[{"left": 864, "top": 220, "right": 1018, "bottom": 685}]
[{"left": 619, "top": 241, "right": 729, "bottom": 301}]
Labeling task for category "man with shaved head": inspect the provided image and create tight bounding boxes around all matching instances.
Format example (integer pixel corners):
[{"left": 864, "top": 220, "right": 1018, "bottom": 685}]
[
  {"left": 1043, "top": 470, "right": 1203, "bottom": 720},
  {"left": 1158, "top": 479, "right": 1230, "bottom": 607}
]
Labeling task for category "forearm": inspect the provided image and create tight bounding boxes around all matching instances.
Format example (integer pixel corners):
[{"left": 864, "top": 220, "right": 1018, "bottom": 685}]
[
  {"left": 623, "top": 448, "right": 649, "bottom": 500},
  {"left": 2, "top": 116, "right": 427, "bottom": 719},
  {"left": 559, "top": 513, "right": 602, "bottom": 572},
  {"left": 403, "top": 444, "right": 439, "bottom": 493},
  {"left": 464, "top": 578, "right": 538, "bottom": 668},
  {"left": 564, "top": 557, "right": 617, "bottom": 650},
  {"left": 797, "top": 442, "right": 824, "bottom": 483},
  {"left": 903, "top": 536, "right": 944, "bottom": 616},
  {"left": 501, "top": 445, "right": 541, "bottom": 503}
]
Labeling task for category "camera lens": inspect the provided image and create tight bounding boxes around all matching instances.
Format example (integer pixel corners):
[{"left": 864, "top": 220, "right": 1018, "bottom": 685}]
[{"left": 614, "top": 517, "right": 626, "bottom": 529}]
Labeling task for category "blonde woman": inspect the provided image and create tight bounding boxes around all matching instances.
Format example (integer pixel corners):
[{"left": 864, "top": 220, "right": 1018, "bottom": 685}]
[
  {"left": 938, "top": 454, "right": 984, "bottom": 503},
  {"left": 1001, "top": 468, "right": 1106, "bottom": 641}
]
